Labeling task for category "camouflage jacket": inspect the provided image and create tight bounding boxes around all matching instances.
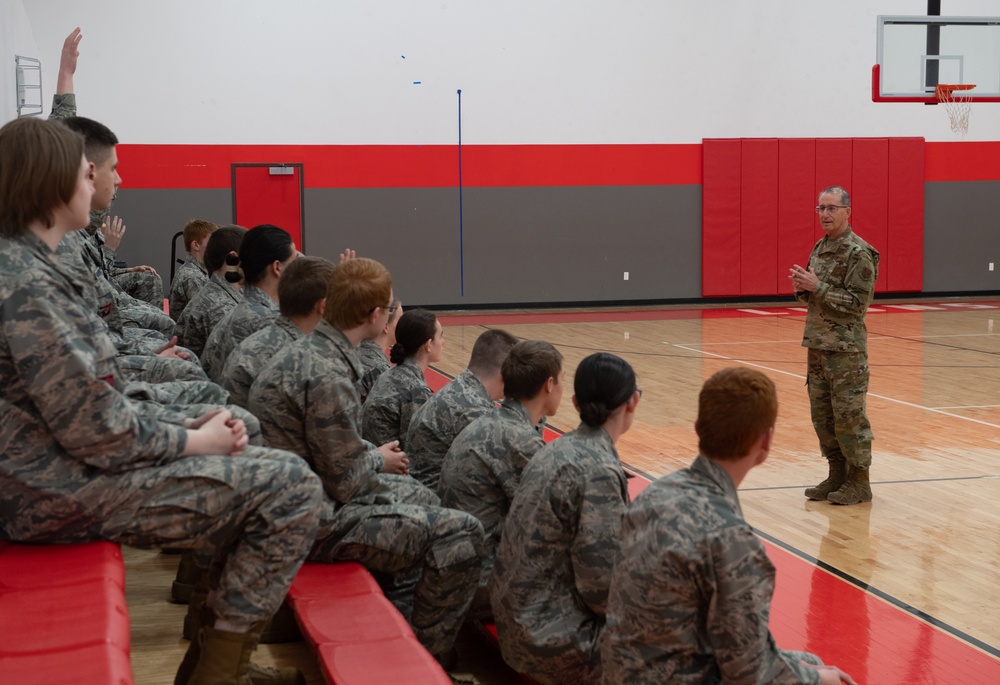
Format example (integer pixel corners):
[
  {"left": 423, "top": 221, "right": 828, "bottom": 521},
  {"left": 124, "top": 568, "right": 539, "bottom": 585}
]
[
  {"left": 796, "top": 226, "right": 879, "bottom": 354},
  {"left": 249, "top": 320, "right": 390, "bottom": 506},
  {"left": 360, "top": 358, "right": 432, "bottom": 449},
  {"left": 202, "top": 285, "right": 279, "bottom": 383},
  {"left": 0, "top": 231, "right": 187, "bottom": 541},
  {"left": 601, "top": 455, "right": 821, "bottom": 685},
  {"left": 173, "top": 274, "right": 242, "bottom": 357},
  {"left": 355, "top": 338, "right": 390, "bottom": 405},
  {"left": 222, "top": 316, "right": 303, "bottom": 408},
  {"left": 489, "top": 424, "right": 629, "bottom": 676},
  {"left": 439, "top": 399, "right": 545, "bottom": 583},
  {"left": 169, "top": 258, "right": 209, "bottom": 322},
  {"left": 406, "top": 368, "right": 494, "bottom": 490}
]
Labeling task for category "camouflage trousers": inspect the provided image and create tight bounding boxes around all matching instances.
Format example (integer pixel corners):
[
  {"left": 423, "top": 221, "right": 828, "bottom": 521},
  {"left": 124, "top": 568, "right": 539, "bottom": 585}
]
[
  {"left": 45, "top": 446, "right": 320, "bottom": 626},
  {"left": 119, "top": 354, "right": 208, "bottom": 385},
  {"left": 310, "top": 501, "right": 484, "bottom": 658},
  {"left": 113, "top": 268, "right": 164, "bottom": 310},
  {"left": 807, "top": 348, "right": 873, "bottom": 469},
  {"left": 119, "top": 296, "right": 175, "bottom": 335}
]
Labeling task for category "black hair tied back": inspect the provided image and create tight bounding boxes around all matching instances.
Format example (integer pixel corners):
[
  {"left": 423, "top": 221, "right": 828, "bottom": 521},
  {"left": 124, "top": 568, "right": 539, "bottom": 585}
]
[{"left": 224, "top": 251, "right": 243, "bottom": 283}]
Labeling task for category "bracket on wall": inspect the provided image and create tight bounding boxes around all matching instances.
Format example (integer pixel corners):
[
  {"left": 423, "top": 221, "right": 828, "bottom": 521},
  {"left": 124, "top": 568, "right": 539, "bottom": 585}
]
[{"left": 15, "top": 55, "right": 43, "bottom": 117}]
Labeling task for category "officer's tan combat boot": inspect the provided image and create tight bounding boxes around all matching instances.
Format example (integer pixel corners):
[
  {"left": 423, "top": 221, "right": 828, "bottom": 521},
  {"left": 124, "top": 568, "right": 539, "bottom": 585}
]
[
  {"left": 827, "top": 466, "right": 872, "bottom": 505},
  {"left": 804, "top": 459, "right": 847, "bottom": 501}
]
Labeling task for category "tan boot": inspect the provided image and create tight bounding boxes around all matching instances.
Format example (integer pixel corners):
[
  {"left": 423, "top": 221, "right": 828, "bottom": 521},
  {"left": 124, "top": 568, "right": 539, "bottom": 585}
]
[
  {"left": 185, "top": 593, "right": 300, "bottom": 644},
  {"left": 176, "top": 614, "right": 304, "bottom": 685},
  {"left": 185, "top": 624, "right": 258, "bottom": 685},
  {"left": 804, "top": 459, "right": 847, "bottom": 501},
  {"left": 827, "top": 466, "right": 873, "bottom": 505}
]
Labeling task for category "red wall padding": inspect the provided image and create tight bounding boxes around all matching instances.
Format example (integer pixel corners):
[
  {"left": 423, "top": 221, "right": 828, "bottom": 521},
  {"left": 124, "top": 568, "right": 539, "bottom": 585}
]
[{"left": 702, "top": 137, "right": 924, "bottom": 297}]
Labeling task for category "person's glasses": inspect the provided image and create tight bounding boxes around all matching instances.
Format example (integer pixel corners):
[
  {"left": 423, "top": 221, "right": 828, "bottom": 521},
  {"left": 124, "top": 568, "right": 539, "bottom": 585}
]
[{"left": 815, "top": 205, "right": 848, "bottom": 214}]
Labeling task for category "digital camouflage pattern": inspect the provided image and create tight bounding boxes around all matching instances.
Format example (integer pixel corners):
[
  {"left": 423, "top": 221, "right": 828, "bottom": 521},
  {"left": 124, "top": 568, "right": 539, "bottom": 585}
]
[
  {"left": 439, "top": 398, "right": 545, "bottom": 614},
  {"left": 489, "top": 424, "right": 629, "bottom": 685},
  {"left": 601, "top": 455, "right": 823, "bottom": 685},
  {"left": 222, "top": 316, "right": 303, "bottom": 408},
  {"left": 202, "top": 285, "right": 279, "bottom": 383},
  {"left": 355, "top": 338, "right": 390, "bottom": 405},
  {"left": 361, "top": 358, "right": 432, "bottom": 450},
  {"left": 406, "top": 368, "right": 495, "bottom": 490},
  {"left": 796, "top": 226, "right": 878, "bottom": 469},
  {"left": 170, "top": 258, "right": 209, "bottom": 322},
  {"left": 173, "top": 273, "right": 242, "bottom": 357},
  {"left": 0, "top": 230, "right": 322, "bottom": 625},
  {"left": 248, "top": 320, "right": 484, "bottom": 658}
]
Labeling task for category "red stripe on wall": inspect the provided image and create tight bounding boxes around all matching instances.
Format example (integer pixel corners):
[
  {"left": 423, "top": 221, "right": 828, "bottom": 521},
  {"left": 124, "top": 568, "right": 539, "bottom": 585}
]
[
  {"left": 702, "top": 140, "right": 743, "bottom": 297},
  {"left": 888, "top": 139, "right": 924, "bottom": 291},
  {"left": 777, "top": 139, "right": 818, "bottom": 292},
  {"left": 852, "top": 138, "right": 890, "bottom": 294},
  {"left": 741, "top": 139, "right": 779, "bottom": 295},
  {"left": 114, "top": 144, "right": 703, "bottom": 190},
  {"left": 925, "top": 142, "right": 1000, "bottom": 182}
]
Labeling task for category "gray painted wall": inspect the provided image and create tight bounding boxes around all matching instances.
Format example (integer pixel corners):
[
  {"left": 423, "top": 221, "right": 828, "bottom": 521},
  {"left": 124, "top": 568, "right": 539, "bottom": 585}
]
[{"left": 924, "top": 181, "right": 1000, "bottom": 292}]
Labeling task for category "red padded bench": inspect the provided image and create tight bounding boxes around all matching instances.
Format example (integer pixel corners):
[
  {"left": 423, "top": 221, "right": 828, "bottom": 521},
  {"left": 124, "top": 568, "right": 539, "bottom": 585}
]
[
  {"left": 288, "top": 562, "right": 451, "bottom": 685},
  {"left": 0, "top": 540, "right": 134, "bottom": 685}
]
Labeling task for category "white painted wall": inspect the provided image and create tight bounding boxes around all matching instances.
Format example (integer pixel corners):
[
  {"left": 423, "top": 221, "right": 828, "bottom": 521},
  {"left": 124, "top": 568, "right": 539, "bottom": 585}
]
[
  {"left": 0, "top": 0, "right": 42, "bottom": 124},
  {"left": 12, "top": 0, "right": 1000, "bottom": 144}
]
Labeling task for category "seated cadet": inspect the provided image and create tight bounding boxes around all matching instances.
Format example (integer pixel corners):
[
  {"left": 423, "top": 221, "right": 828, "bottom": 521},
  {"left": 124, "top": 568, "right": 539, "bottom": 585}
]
[
  {"left": 170, "top": 218, "right": 217, "bottom": 321},
  {"left": 202, "top": 224, "right": 297, "bottom": 382},
  {"left": 439, "top": 340, "right": 564, "bottom": 617},
  {"left": 601, "top": 367, "right": 857, "bottom": 685},
  {"left": 222, "top": 256, "right": 332, "bottom": 408},
  {"left": 489, "top": 352, "right": 638, "bottom": 685},
  {"left": 361, "top": 308, "right": 442, "bottom": 450},
  {"left": 248, "top": 258, "right": 484, "bottom": 666},
  {"left": 173, "top": 225, "right": 246, "bottom": 357},
  {"left": 406, "top": 328, "right": 518, "bottom": 490},
  {"left": 355, "top": 297, "right": 402, "bottom": 405},
  {"left": 0, "top": 117, "right": 322, "bottom": 685}
]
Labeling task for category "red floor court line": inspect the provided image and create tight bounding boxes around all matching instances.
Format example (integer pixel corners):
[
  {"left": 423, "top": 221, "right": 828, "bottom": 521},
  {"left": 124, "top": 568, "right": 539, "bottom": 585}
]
[{"left": 436, "top": 301, "right": 1000, "bottom": 326}]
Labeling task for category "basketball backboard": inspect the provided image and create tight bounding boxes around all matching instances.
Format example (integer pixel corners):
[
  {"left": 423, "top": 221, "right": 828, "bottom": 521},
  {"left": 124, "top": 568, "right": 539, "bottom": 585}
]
[{"left": 874, "top": 15, "right": 1000, "bottom": 103}]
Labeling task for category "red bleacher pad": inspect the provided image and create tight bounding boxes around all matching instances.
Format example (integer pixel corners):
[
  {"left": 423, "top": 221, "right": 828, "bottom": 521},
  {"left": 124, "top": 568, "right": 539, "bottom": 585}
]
[
  {"left": 317, "top": 635, "right": 451, "bottom": 685},
  {"left": 294, "top": 594, "right": 413, "bottom": 646},
  {"left": 0, "top": 643, "right": 134, "bottom": 685},
  {"left": 0, "top": 578, "right": 131, "bottom": 655},
  {"left": 0, "top": 540, "right": 125, "bottom": 590},
  {"left": 287, "top": 562, "right": 382, "bottom": 603}
]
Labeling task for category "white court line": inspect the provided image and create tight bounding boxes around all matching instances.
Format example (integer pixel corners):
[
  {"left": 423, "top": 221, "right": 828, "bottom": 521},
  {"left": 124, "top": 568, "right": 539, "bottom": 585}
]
[
  {"left": 737, "top": 309, "right": 787, "bottom": 316},
  {"left": 674, "top": 339, "right": 804, "bottom": 346},
  {"left": 932, "top": 405, "right": 1000, "bottom": 410},
  {"left": 673, "top": 344, "right": 1000, "bottom": 430},
  {"left": 887, "top": 333, "right": 999, "bottom": 340},
  {"left": 939, "top": 303, "right": 998, "bottom": 309}
]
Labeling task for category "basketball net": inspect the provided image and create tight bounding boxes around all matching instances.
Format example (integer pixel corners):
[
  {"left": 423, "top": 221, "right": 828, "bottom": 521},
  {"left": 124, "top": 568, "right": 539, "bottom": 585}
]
[{"left": 936, "top": 84, "right": 976, "bottom": 137}]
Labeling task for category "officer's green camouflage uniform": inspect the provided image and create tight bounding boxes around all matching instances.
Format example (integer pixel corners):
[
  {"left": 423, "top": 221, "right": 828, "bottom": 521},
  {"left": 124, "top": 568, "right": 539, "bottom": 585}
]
[
  {"left": 170, "top": 258, "right": 209, "bottom": 321},
  {"left": 601, "top": 456, "right": 823, "bottom": 684},
  {"left": 355, "top": 338, "right": 390, "bottom": 405},
  {"left": 360, "top": 359, "right": 433, "bottom": 450},
  {"left": 439, "top": 398, "right": 545, "bottom": 616},
  {"left": 202, "top": 285, "right": 279, "bottom": 383},
  {"left": 0, "top": 230, "right": 322, "bottom": 627},
  {"left": 174, "top": 273, "right": 242, "bottom": 358},
  {"left": 795, "top": 226, "right": 878, "bottom": 471},
  {"left": 222, "top": 316, "right": 303, "bottom": 408},
  {"left": 248, "top": 320, "right": 484, "bottom": 659},
  {"left": 406, "top": 368, "right": 495, "bottom": 490},
  {"left": 489, "top": 424, "right": 629, "bottom": 685}
]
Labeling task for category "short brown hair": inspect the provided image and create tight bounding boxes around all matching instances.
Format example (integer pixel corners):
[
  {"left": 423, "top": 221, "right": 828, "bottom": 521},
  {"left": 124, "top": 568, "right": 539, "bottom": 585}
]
[
  {"left": 0, "top": 118, "right": 84, "bottom": 237},
  {"left": 183, "top": 219, "right": 217, "bottom": 251},
  {"left": 279, "top": 256, "right": 335, "bottom": 317},
  {"left": 696, "top": 367, "right": 777, "bottom": 460},
  {"left": 502, "top": 340, "right": 562, "bottom": 401},
  {"left": 324, "top": 258, "right": 392, "bottom": 330},
  {"left": 468, "top": 329, "right": 519, "bottom": 375}
]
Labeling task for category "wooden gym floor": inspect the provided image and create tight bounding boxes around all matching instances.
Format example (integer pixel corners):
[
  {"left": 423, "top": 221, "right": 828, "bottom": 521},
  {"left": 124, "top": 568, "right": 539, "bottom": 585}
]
[{"left": 128, "top": 299, "right": 1000, "bottom": 684}]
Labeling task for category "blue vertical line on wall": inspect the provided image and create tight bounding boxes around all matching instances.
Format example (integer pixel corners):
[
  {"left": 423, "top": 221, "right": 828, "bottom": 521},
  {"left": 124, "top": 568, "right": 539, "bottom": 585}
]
[{"left": 457, "top": 89, "right": 465, "bottom": 296}]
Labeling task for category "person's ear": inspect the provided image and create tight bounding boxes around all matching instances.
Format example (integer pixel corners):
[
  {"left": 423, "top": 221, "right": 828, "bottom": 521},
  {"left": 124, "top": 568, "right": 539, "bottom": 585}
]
[
  {"left": 87, "top": 161, "right": 97, "bottom": 180},
  {"left": 313, "top": 297, "right": 327, "bottom": 317}
]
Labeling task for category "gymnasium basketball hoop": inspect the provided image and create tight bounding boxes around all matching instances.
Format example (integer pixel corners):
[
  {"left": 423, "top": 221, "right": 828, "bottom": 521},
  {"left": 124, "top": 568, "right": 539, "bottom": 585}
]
[{"left": 936, "top": 83, "right": 976, "bottom": 137}]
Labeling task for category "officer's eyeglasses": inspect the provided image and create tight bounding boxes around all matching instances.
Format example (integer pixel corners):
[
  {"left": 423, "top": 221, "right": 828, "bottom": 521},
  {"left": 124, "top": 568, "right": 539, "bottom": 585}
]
[{"left": 815, "top": 205, "right": 848, "bottom": 214}]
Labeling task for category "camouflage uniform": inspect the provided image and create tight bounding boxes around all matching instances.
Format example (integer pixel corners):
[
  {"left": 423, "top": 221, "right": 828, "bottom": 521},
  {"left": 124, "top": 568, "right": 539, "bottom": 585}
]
[
  {"left": 488, "top": 424, "right": 629, "bottom": 685},
  {"left": 355, "top": 338, "right": 390, "bottom": 405},
  {"left": 222, "top": 316, "right": 303, "bottom": 408},
  {"left": 439, "top": 399, "right": 545, "bottom": 616},
  {"left": 601, "top": 456, "right": 823, "bottom": 684},
  {"left": 174, "top": 273, "right": 242, "bottom": 358},
  {"left": 360, "top": 359, "right": 433, "bottom": 450},
  {"left": 202, "top": 285, "right": 279, "bottom": 383},
  {"left": 248, "top": 320, "right": 484, "bottom": 659},
  {"left": 406, "top": 368, "right": 495, "bottom": 490},
  {"left": 796, "top": 226, "right": 878, "bottom": 470},
  {"left": 170, "top": 258, "right": 209, "bottom": 322},
  {"left": 0, "top": 230, "right": 322, "bottom": 627},
  {"left": 48, "top": 93, "right": 76, "bottom": 120}
]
